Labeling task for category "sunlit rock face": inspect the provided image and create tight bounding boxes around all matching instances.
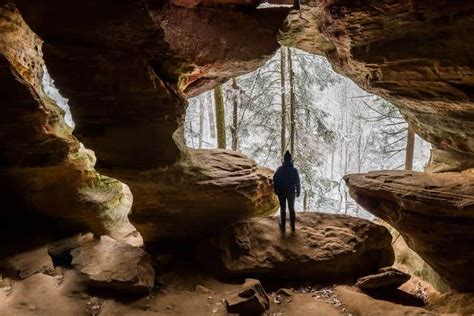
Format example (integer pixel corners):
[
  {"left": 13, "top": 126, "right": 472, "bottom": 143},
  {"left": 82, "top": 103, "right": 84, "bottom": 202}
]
[
  {"left": 107, "top": 149, "right": 278, "bottom": 240},
  {"left": 344, "top": 170, "right": 474, "bottom": 291},
  {"left": 280, "top": 1, "right": 474, "bottom": 158},
  {"left": 0, "top": 4, "right": 142, "bottom": 246}
]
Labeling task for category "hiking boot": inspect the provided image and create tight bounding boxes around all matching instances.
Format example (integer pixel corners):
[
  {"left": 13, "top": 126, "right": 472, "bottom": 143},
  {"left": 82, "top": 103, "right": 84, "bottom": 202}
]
[{"left": 291, "top": 225, "right": 296, "bottom": 233}]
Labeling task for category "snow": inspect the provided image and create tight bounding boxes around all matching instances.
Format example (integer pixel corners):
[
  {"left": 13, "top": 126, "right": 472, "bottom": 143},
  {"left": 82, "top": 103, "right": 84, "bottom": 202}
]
[
  {"left": 186, "top": 48, "right": 431, "bottom": 219},
  {"left": 41, "top": 65, "right": 75, "bottom": 128}
]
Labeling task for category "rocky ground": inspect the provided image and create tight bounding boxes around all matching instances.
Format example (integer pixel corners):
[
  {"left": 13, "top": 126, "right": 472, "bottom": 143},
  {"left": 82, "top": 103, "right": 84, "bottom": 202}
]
[
  {"left": 0, "top": 212, "right": 473, "bottom": 315},
  {"left": 1, "top": 258, "right": 473, "bottom": 315}
]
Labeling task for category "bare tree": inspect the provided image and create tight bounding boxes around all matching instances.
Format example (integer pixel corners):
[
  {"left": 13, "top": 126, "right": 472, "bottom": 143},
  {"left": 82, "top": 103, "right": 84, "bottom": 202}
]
[
  {"left": 198, "top": 98, "right": 204, "bottom": 148},
  {"left": 207, "top": 91, "right": 216, "bottom": 139},
  {"left": 231, "top": 78, "right": 239, "bottom": 151},
  {"left": 288, "top": 47, "right": 296, "bottom": 156},
  {"left": 214, "top": 85, "right": 226, "bottom": 149},
  {"left": 280, "top": 47, "right": 287, "bottom": 158},
  {"left": 405, "top": 124, "right": 415, "bottom": 170}
]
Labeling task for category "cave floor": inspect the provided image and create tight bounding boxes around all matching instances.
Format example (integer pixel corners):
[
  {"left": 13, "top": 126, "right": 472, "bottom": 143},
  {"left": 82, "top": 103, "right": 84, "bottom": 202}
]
[
  {"left": 0, "top": 253, "right": 473, "bottom": 315},
  {"left": 0, "top": 216, "right": 472, "bottom": 315}
]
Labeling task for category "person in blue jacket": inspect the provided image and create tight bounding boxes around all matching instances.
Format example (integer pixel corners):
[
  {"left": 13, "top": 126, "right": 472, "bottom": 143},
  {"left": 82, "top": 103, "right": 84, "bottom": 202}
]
[{"left": 273, "top": 150, "right": 300, "bottom": 233}]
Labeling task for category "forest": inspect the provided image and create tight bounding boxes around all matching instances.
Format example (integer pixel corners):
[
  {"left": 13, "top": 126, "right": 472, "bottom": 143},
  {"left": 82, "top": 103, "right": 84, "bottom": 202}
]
[{"left": 185, "top": 48, "right": 430, "bottom": 218}]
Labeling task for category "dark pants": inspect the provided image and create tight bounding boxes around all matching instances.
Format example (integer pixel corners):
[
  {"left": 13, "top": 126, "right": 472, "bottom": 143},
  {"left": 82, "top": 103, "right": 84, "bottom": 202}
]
[{"left": 278, "top": 193, "right": 296, "bottom": 230}]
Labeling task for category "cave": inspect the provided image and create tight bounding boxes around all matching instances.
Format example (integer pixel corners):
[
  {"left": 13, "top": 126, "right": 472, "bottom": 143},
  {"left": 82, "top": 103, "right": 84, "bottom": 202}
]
[{"left": 1, "top": 0, "right": 474, "bottom": 314}]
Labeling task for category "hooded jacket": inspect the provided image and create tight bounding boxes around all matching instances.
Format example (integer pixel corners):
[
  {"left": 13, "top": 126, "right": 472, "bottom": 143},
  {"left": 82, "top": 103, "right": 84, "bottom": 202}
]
[{"left": 273, "top": 159, "right": 301, "bottom": 196}]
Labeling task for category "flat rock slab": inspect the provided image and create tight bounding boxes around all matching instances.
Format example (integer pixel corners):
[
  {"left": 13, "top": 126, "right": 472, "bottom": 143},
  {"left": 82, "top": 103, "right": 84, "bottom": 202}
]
[
  {"left": 71, "top": 236, "right": 155, "bottom": 293},
  {"left": 335, "top": 286, "right": 432, "bottom": 315},
  {"left": 198, "top": 212, "right": 394, "bottom": 281},
  {"left": 356, "top": 267, "right": 411, "bottom": 290}
]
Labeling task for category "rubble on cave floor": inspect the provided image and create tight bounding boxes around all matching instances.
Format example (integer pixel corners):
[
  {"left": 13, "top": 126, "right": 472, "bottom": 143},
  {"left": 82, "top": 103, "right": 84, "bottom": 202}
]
[{"left": 0, "top": 213, "right": 473, "bottom": 315}]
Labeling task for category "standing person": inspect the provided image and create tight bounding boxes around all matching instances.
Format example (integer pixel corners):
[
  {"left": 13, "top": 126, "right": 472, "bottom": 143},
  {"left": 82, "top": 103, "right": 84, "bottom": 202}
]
[{"left": 273, "top": 151, "right": 301, "bottom": 233}]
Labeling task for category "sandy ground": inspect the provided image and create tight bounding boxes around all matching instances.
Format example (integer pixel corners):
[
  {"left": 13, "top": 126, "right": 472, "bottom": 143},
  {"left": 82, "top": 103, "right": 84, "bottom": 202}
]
[
  {"left": 1, "top": 258, "right": 474, "bottom": 316},
  {"left": 0, "top": 217, "right": 473, "bottom": 316}
]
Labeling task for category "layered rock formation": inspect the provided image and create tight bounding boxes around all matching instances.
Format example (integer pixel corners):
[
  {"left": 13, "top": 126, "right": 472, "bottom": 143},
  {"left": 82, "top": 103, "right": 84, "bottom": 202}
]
[
  {"left": 278, "top": 0, "right": 474, "bottom": 292},
  {"left": 345, "top": 170, "right": 474, "bottom": 291},
  {"left": 0, "top": 4, "right": 142, "bottom": 246},
  {"left": 2, "top": 0, "right": 474, "bottom": 295},
  {"left": 199, "top": 213, "right": 394, "bottom": 280},
  {"left": 2, "top": 1, "right": 285, "bottom": 241},
  {"left": 15, "top": 0, "right": 288, "bottom": 169},
  {"left": 280, "top": 1, "right": 474, "bottom": 159},
  {"left": 109, "top": 149, "right": 277, "bottom": 240}
]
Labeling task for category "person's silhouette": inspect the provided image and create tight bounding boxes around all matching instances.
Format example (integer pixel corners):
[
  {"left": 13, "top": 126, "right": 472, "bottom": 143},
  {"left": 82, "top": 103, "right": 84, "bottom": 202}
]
[{"left": 273, "top": 151, "right": 300, "bottom": 233}]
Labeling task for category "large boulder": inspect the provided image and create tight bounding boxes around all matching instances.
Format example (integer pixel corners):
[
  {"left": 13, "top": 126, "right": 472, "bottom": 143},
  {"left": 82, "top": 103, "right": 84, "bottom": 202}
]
[
  {"left": 198, "top": 213, "right": 394, "bottom": 280},
  {"left": 71, "top": 236, "right": 155, "bottom": 293},
  {"left": 344, "top": 170, "right": 474, "bottom": 292}
]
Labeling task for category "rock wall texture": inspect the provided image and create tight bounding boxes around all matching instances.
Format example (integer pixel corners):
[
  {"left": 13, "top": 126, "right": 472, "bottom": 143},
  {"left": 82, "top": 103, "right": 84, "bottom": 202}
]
[
  {"left": 278, "top": 0, "right": 474, "bottom": 292},
  {"left": 280, "top": 0, "right": 474, "bottom": 160},
  {"left": 345, "top": 170, "right": 474, "bottom": 291},
  {"left": 108, "top": 149, "right": 278, "bottom": 240},
  {"left": 0, "top": 4, "right": 142, "bottom": 246},
  {"left": 199, "top": 213, "right": 394, "bottom": 280},
  {"left": 1, "top": 1, "right": 283, "bottom": 242},
  {"left": 15, "top": 0, "right": 288, "bottom": 168},
  {"left": 3, "top": 0, "right": 474, "bottom": 293}
]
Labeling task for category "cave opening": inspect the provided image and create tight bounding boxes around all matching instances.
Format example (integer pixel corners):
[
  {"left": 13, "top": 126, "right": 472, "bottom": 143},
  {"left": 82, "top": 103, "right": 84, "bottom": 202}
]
[
  {"left": 41, "top": 65, "right": 75, "bottom": 129},
  {"left": 2, "top": 1, "right": 474, "bottom": 313},
  {"left": 184, "top": 48, "right": 431, "bottom": 217}
]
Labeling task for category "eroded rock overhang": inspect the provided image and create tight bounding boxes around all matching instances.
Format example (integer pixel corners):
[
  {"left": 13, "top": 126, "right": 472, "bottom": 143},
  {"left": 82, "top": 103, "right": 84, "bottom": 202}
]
[
  {"left": 1, "top": 0, "right": 286, "bottom": 241},
  {"left": 278, "top": 0, "right": 474, "bottom": 292},
  {"left": 4, "top": 0, "right": 474, "bottom": 292}
]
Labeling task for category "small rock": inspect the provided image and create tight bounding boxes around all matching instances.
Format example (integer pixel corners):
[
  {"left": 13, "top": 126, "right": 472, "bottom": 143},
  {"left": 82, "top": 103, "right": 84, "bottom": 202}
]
[
  {"left": 225, "top": 279, "right": 270, "bottom": 315},
  {"left": 276, "top": 288, "right": 293, "bottom": 297},
  {"left": 356, "top": 267, "right": 411, "bottom": 290},
  {"left": 195, "top": 284, "right": 213, "bottom": 294}
]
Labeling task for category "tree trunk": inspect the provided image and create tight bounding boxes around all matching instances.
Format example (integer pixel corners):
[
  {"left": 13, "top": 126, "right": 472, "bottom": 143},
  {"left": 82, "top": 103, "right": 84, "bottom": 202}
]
[
  {"left": 303, "top": 190, "right": 308, "bottom": 212},
  {"left": 214, "top": 85, "right": 226, "bottom": 149},
  {"left": 280, "top": 47, "right": 287, "bottom": 158},
  {"left": 288, "top": 47, "right": 296, "bottom": 157},
  {"left": 405, "top": 124, "right": 415, "bottom": 170},
  {"left": 198, "top": 99, "right": 204, "bottom": 149},
  {"left": 231, "top": 78, "right": 239, "bottom": 151},
  {"left": 207, "top": 91, "right": 216, "bottom": 139},
  {"left": 189, "top": 121, "right": 194, "bottom": 148}
]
